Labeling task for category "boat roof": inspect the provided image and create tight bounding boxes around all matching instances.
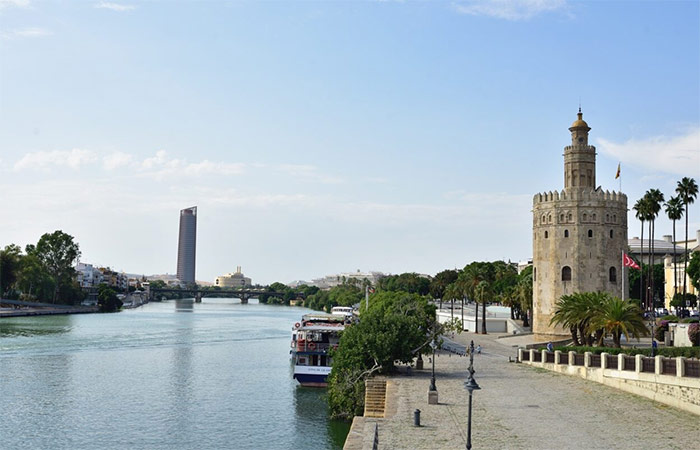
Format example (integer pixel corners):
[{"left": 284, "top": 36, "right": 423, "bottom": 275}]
[
  {"left": 302, "top": 313, "right": 345, "bottom": 322},
  {"left": 300, "top": 323, "right": 345, "bottom": 331}
]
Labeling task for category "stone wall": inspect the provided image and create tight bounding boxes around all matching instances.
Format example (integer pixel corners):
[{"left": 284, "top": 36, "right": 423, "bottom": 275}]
[{"left": 519, "top": 349, "right": 700, "bottom": 416}]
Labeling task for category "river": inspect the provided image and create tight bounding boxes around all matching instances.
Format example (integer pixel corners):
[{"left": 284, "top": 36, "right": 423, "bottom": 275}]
[{"left": 0, "top": 299, "right": 350, "bottom": 449}]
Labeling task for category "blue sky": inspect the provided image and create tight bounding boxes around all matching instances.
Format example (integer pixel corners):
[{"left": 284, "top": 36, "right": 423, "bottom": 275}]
[{"left": 1, "top": 0, "right": 698, "bottom": 284}]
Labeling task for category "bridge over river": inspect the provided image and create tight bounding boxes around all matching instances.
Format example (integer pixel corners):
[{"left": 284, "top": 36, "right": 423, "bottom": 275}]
[{"left": 146, "top": 286, "right": 304, "bottom": 304}]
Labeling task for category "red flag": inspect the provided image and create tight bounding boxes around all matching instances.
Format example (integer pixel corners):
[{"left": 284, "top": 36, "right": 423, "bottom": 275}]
[{"left": 623, "top": 254, "right": 640, "bottom": 270}]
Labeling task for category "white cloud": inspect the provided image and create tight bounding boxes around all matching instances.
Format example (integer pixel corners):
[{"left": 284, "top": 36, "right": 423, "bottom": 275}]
[
  {"left": 597, "top": 127, "right": 700, "bottom": 177},
  {"left": 1, "top": 27, "right": 52, "bottom": 40},
  {"left": 277, "top": 164, "right": 344, "bottom": 184},
  {"left": 13, "top": 149, "right": 97, "bottom": 171},
  {"left": 95, "top": 2, "right": 135, "bottom": 12},
  {"left": 0, "top": 0, "right": 30, "bottom": 9},
  {"left": 136, "top": 150, "right": 246, "bottom": 178},
  {"left": 453, "top": 0, "right": 567, "bottom": 21},
  {"left": 103, "top": 151, "right": 134, "bottom": 170}
]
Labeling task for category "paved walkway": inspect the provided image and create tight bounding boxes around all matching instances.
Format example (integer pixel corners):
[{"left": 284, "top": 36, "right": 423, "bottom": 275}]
[{"left": 367, "top": 332, "right": 700, "bottom": 449}]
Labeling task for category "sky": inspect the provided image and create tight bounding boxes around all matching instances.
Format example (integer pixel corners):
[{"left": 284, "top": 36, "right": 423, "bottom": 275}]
[{"left": 1, "top": 0, "right": 699, "bottom": 285}]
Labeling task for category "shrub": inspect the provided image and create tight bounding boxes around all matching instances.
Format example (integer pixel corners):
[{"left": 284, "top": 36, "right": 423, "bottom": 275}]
[
  {"left": 681, "top": 318, "right": 699, "bottom": 324},
  {"left": 655, "top": 321, "right": 668, "bottom": 341},
  {"left": 659, "top": 315, "right": 679, "bottom": 322},
  {"left": 689, "top": 323, "right": 700, "bottom": 346}
]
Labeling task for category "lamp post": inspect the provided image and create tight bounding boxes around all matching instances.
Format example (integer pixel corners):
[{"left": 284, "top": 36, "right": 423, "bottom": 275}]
[
  {"left": 429, "top": 339, "right": 437, "bottom": 391},
  {"left": 464, "top": 340, "right": 481, "bottom": 450}
]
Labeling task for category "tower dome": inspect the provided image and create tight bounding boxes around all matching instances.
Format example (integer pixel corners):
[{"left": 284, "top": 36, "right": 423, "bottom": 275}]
[{"left": 569, "top": 108, "right": 590, "bottom": 131}]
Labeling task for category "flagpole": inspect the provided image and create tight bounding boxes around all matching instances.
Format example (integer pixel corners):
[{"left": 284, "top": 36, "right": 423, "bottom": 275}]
[{"left": 621, "top": 250, "right": 625, "bottom": 300}]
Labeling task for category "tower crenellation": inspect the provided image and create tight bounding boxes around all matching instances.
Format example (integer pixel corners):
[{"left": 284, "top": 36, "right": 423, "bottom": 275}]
[{"left": 532, "top": 110, "right": 628, "bottom": 338}]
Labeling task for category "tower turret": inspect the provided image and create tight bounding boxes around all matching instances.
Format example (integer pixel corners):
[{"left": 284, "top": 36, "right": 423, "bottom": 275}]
[{"left": 563, "top": 108, "right": 596, "bottom": 190}]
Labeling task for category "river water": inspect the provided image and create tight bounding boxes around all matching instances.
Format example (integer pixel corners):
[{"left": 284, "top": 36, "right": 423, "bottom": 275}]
[{"left": 0, "top": 299, "right": 350, "bottom": 450}]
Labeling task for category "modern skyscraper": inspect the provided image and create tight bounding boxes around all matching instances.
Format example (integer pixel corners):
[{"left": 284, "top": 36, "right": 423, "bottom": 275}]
[{"left": 177, "top": 206, "right": 197, "bottom": 284}]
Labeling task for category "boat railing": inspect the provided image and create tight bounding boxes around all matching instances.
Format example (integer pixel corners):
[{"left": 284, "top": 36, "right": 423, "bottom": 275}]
[{"left": 295, "top": 341, "right": 339, "bottom": 352}]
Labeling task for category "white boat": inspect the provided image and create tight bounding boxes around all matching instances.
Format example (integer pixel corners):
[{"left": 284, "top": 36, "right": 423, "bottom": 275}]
[{"left": 290, "top": 313, "right": 346, "bottom": 387}]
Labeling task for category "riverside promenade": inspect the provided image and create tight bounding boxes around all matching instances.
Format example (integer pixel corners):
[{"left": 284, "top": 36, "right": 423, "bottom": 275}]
[{"left": 345, "top": 332, "right": 700, "bottom": 450}]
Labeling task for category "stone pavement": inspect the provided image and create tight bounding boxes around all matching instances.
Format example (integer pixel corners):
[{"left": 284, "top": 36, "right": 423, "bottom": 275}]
[{"left": 364, "top": 332, "right": 700, "bottom": 450}]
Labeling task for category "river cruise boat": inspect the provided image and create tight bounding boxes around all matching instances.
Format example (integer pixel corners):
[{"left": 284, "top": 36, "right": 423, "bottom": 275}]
[{"left": 290, "top": 313, "right": 347, "bottom": 387}]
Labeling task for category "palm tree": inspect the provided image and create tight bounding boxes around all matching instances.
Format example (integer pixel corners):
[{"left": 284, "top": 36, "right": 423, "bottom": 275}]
[
  {"left": 589, "top": 297, "right": 649, "bottom": 348},
  {"left": 475, "top": 280, "right": 490, "bottom": 335},
  {"left": 633, "top": 198, "right": 649, "bottom": 307},
  {"left": 516, "top": 275, "right": 532, "bottom": 328},
  {"left": 444, "top": 283, "right": 460, "bottom": 321},
  {"left": 550, "top": 292, "right": 607, "bottom": 346},
  {"left": 664, "top": 196, "right": 684, "bottom": 297},
  {"left": 676, "top": 177, "right": 698, "bottom": 298},
  {"left": 644, "top": 189, "right": 664, "bottom": 310}
]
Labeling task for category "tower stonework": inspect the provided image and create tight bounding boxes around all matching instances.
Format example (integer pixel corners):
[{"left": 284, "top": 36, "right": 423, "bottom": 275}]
[{"left": 532, "top": 111, "right": 628, "bottom": 338}]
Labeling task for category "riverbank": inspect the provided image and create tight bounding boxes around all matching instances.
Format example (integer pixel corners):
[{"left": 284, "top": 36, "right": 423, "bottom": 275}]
[
  {"left": 0, "top": 298, "right": 98, "bottom": 317},
  {"left": 345, "top": 331, "right": 700, "bottom": 449}
]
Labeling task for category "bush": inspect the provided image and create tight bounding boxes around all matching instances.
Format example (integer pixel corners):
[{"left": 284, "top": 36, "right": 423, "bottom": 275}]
[
  {"left": 681, "top": 318, "right": 699, "bottom": 324},
  {"left": 553, "top": 345, "right": 700, "bottom": 359},
  {"left": 659, "top": 315, "right": 679, "bottom": 322},
  {"left": 689, "top": 323, "right": 700, "bottom": 346},
  {"left": 655, "top": 321, "right": 668, "bottom": 341}
]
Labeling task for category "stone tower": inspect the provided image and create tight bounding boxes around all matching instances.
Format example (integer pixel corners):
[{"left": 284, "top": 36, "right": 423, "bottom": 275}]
[{"left": 532, "top": 110, "right": 628, "bottom": 337}]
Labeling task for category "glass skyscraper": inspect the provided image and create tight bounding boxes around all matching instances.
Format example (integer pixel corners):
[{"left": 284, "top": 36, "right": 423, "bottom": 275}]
[{"left": 177, "top": 206, "right": 197, "bottom": 284}]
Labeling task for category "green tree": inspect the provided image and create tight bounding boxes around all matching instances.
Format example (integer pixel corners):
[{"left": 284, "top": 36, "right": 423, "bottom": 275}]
[
  {"left": 665, "top": 196, "right": 684, "bottom": 296},
  {"left": 589, "top": 296, "right": 649, "bottom": 348},
  {"left": 676, "top": 177, "right": 698, "bottom": 297},
  {"left": 327, "top": 291, "right": 435, "bottom": 420},
  {"left": 644, "top": 189, "right": 664, "bottom": 310},
  {"left": 97, "top": 284, "right": 123, "bottom": 312},
  {"left": 31, "top": 231, "right": 81, "bottom": 304},
  {"left": 633, "top": 197, "right": 649, "bottom": 307},
  {"left": 0, "top": 244, "right": 23, "bottom": 298},
  {"left": 16, "top": 253, "right": 52, "bottom": 301},
  {"left": 377, "top": 273, "right": 430, "bottom": 295},
  {"left": 687, "top": 251, "right": 700, "bottom": 291},
  {"left": 550, "top": 292, "right": 608, "bottom": 346},
  {"left": 628, "top": 263, "right": 664, "bottom": 307},
  {"left": 429, "top": 269, "right": 458, "bottom": 308},
  {"left": 516, "top": 266, "right": 533, "bottom": 327}
]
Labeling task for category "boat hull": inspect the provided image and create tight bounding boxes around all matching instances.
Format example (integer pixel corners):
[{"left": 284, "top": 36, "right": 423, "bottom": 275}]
[{"left": 293, "top": 365, "right": 331, "bottom": 387}]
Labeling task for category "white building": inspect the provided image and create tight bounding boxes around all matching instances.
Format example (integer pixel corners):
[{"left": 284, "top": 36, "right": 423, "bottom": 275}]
[
  {"left": 310, "top": 270, "right": 385, "bottom": 289},
  {"left": 215, "top": 266, "right": 252, "bottom": 288}
]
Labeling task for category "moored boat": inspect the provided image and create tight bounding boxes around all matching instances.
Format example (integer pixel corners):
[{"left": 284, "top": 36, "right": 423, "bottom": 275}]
[{"left": 290, "top": 313, "right": 347, "bottom": 387}]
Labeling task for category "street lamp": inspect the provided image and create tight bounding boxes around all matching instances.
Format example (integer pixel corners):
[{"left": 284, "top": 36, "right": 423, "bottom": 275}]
[
  {"left": 464, "top": 340, "right": 481, "bottom": 450},
  {"left": 429, "top": 339, "right": 437, "bottom": 391}
]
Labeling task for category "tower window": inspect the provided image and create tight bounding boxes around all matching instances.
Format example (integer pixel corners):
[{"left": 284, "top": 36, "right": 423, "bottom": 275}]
[
  {"left": 562, "top": 266, "right": 572, "bottom": 281},
  {"left": 609, "top": 267, "right": 617, "bottom": 283},
  {"left": 544, "top": 231, "right": 549, "bottom": 239},
  {"left": 610, "top": 230, "right": 614, "bottom": 238},
  {"left": 588, "top": 229, "right": 593, "bottom": 238},
  {"left": 542, "top": 215, "right": 546, "bottom": 224},
  {"left": 583, "top": 213, "right": 587, "bottom": 221},
  {"left": 592, "top": 213, "right": 597, "bottom": 221},
  {"left": 613, "top": 215, "right": 617, "bottom": 223},
  {"left": 560, "top": 214, "right": 564, "bottom": 222},
  {"left": 533, "top": 268, "right": 536, "bottom": 281},
  {"left": 564, "top": 230, "right": 569, "bottom": 238},
  {"left": 567, "top": 213, "right": 572, "bottom": 221}
]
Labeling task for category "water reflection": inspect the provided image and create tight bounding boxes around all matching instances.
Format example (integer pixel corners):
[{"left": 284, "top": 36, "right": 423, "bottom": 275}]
[
  {"left": 0, "top": 315, "right": 73, "bottom": 337},
  {"left": 293, "top": 386, "right": 350, "bottom": 450}
]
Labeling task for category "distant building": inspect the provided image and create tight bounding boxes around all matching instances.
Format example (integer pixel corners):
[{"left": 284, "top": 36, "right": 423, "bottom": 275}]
[
  {"left": 309, "top": 270, "right": 385, "bottom": 289},
  {"left": 532, "top": 110, "right": 628, "bottom": 338},
  {"left": 177, "top": 206, "right": 197, "bottom": 284},
  {"left": 76, "top": 262, "right": 102, "bottom": 288},
  {"left": 215, "top": 266, "right": 252, "bottom": 288},
  {"left": 627, "top": 235, "right": 683, "bottom": 265},
  {"left": 663, "top": 229, "right": 700, "bottom": 310}
]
